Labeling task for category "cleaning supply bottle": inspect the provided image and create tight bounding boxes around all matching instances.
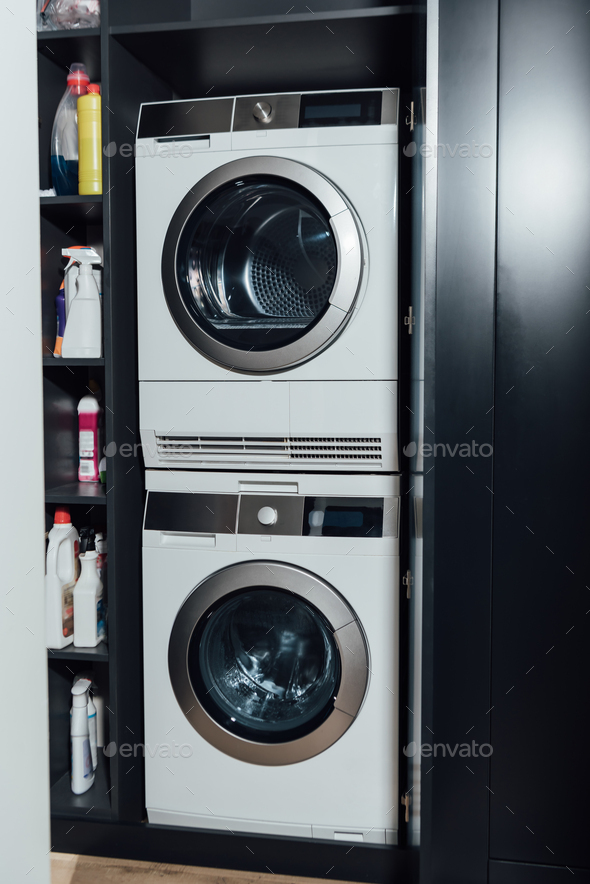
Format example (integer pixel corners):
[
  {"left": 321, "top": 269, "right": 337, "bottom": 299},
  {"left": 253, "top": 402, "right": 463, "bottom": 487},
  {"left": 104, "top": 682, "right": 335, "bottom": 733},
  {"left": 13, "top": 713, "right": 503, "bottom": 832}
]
[
  {"left": 61, "top": 247, "right": 102, "bottom": 358},
  {"left": 73, "top": 528, "right": 106, "bottom": 648},
  {"left": 78, "top": 83, "right": 102, "bottom": 195},
  {"left": 63, "top": 247, "right": 102, "bottom": 319},
  {"left": 71, "top": 680, "right": 95, "bottom": 794},
  {"left": 51, "top": 63, "right": 89, "bottom": 196},
  {"left": 73, "top": 675, "right": 98, "bottom": 771},
  {"left": 77, "top": 393, "right": 102, "bottom": 482},
  {"left": 53, "top": 280, "right": 66, "bottom": 357},
  {"left": 45, "top": 506, "right": 79, "bottom": 649}
]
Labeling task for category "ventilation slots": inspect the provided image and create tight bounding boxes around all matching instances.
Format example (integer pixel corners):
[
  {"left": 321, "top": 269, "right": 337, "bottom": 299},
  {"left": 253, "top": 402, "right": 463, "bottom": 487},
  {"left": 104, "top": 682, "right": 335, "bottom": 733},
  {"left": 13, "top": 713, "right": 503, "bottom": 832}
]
[{"left": 155, "top": 435, "right": 382, "bottom": 463}]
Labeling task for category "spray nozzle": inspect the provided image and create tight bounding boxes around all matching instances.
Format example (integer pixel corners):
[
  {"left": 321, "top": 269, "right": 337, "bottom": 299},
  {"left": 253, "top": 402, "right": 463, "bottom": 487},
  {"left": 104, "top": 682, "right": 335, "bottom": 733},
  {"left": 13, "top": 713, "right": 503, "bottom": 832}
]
[
  {"left": 62, "top": 247, "right": 101, "bottom": 267},
  {"left": 79, "top": 527, "right": 96, "bottom": 555}
]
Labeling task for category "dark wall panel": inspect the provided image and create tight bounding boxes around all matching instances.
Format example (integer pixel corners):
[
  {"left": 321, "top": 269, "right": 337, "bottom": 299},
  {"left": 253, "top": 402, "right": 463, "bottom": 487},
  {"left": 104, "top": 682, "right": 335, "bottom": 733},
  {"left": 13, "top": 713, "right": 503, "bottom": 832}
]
[
  {"left": 491, "top": 0, "right": 590, "bottom": 870},
  {"left": 421, "top": 1, "right": 498, "bottom": 882}
]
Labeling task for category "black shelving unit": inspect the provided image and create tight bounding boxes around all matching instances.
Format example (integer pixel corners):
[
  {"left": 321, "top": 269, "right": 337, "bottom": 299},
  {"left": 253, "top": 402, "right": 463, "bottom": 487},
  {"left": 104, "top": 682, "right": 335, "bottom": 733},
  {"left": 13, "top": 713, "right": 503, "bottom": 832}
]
[
  {"left": 48, "top": 642, "right": 109, "bottom": 662},
  {"left": 40, "top": 2, "right": 425, "bottom": 881}
]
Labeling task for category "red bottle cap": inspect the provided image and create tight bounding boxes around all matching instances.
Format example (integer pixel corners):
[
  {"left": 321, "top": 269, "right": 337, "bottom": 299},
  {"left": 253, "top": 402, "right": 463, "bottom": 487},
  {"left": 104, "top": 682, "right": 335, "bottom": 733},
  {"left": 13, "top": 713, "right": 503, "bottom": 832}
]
[
  {"left": 67, "top": 64, "right": 89, "bottom": 94},
  {"left": 87, "top": 83, "right": 100, "bottom": 94},
  {"left": 54, "top": 506, "right": 71, "bottom": 524}
]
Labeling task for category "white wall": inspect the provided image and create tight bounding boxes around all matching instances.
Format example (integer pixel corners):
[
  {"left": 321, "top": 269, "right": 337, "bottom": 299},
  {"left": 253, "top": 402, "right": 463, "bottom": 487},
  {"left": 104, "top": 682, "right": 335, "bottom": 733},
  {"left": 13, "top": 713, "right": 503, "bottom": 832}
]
[{"left": 0, "top": 3, "right": 51, "bottom": 882}]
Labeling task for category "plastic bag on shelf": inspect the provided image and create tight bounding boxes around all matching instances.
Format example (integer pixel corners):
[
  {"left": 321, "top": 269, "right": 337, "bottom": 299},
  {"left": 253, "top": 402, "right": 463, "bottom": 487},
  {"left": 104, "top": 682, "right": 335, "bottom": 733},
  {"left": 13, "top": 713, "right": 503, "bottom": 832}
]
[{"left": 37, "top": 0, "right": 100, "bottom": 31}]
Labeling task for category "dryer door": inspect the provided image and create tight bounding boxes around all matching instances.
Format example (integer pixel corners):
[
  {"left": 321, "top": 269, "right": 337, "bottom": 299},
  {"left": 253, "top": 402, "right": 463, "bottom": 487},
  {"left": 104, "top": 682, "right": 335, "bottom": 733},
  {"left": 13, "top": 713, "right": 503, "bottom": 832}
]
[
  {"left": 168, "top": 561, "right": 368, "bottom": 765},
  {"left": 161, "top": 156, "right": 363, "bottom": 374}
]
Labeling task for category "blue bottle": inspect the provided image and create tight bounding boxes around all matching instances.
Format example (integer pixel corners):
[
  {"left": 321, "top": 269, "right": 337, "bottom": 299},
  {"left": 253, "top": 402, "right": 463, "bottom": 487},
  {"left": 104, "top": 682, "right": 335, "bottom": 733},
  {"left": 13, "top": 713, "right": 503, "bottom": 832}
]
[{"left": 51, "top": 64, "right": 89, "bottom": 196}]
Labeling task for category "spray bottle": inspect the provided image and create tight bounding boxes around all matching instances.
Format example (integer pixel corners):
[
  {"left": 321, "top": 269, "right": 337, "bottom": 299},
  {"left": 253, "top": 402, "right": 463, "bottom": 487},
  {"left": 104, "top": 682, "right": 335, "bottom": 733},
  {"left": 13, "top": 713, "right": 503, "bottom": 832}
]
[
  {"left": 73, "top": 527, "right": 106, "bottom": 648},
  {"left": 61, "top": 247, "right": 102, "bottom": 358},
  {"left": 71, "top": 680, "right": 95, "bottom": 794}
]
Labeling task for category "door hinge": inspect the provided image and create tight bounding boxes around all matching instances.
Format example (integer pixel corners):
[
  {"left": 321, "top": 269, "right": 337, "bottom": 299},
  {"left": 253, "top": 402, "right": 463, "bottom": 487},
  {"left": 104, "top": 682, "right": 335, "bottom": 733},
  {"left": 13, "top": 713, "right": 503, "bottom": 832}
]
[
  {"left": 401, "top": 792, "right": 412, "bottom": 823},
  {"left": 405, "top": 100, "right": 415, "bottom": 133},
  {"left": 403, "top": 569, "right": 413, "bottom": 599},
  {"left": 404, "top": 306, "right": 415, "bottom": 334}
]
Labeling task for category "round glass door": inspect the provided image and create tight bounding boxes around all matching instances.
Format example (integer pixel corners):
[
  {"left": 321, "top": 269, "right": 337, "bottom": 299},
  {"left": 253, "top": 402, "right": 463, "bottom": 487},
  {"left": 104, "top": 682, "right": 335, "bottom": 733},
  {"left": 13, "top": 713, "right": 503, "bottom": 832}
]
[
  {"left": 161, "top": 157, "right": 363, "bottom": 374},
  {"left": 179, "top": 178, "right": 337, "bottom": 350},
  {"left": 167, "top": 561, "right": 369, "bottom": 765},
  {"left": 188, "top": 587, "right": 341, "bottom": 743}
]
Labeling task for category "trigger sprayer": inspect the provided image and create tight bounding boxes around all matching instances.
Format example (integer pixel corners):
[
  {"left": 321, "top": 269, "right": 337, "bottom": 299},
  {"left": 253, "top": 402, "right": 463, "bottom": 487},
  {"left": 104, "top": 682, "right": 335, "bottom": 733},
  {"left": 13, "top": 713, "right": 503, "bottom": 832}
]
[{"left": 61, "top": 247, "right": 102, "bottom": 359}]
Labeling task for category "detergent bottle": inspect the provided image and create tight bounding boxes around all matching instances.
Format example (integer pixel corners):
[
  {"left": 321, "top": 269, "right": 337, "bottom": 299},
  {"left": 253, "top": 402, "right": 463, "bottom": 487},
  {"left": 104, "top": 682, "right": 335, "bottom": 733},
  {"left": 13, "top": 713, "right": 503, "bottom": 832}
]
[
  {"left": 45, "top": 506, "right": 79, "bottom": 649},
  {"left": 51, "top": 64, "right": 89, "bottom": 195},
  {"left": 61, "top": 247, "right": 102, "bottom": 358}
]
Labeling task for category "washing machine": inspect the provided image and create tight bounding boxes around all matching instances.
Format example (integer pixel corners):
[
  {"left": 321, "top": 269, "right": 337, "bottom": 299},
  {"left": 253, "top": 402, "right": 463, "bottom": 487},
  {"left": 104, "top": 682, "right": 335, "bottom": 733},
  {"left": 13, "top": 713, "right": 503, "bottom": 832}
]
[
  {"left": 136, "top": 89, "right": 399, "bottom": 472},
  {"left": 142, "top": 470, "right": 400, "bottom": 843}
]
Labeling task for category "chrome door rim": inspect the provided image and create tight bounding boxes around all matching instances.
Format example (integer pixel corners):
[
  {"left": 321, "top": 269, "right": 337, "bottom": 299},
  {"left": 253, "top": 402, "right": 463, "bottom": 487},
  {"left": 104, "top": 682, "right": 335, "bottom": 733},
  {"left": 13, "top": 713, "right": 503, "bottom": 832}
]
[
  {"left": 168, "top": 560, "right": 369, "bottom": 765},
  {"left": 161, "top": 156, "right": 363, "bottom": 374}
]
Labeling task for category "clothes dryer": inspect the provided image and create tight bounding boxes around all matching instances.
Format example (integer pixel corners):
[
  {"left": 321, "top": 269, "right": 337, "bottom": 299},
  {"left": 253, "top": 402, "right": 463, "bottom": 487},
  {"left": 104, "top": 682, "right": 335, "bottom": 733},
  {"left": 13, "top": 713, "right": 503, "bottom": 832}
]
[{"left": 136, "top": 90, "right": 399, "bottom": 471}]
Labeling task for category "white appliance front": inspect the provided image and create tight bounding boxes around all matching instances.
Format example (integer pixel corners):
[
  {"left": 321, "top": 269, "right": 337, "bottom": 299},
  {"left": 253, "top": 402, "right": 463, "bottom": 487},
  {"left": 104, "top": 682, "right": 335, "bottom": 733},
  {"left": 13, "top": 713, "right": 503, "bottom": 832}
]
[
  {"left": 136, "top": 91, "right": 399, "bottom": 469},
  {"left": 142, "top": 471, "right": 400, "bottom": 844}
]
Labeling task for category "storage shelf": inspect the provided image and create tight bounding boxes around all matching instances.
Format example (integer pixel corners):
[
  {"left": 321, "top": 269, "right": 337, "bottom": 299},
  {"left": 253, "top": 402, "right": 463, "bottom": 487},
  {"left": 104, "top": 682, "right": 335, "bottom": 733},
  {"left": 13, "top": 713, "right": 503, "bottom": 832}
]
[
  {"left": 110, "top": 5, "right": 420, "bottom": 34},
  {"left": 111, "top": 6, "right": 418, "bottom": 97},
  {"left": 45, "top": 482, "right": 107, "bottom": 505},
  {"left": 47, "top": 642, "right": 109, "bottom": 662},
  {"left": 43, "top": 357, "right": 105, "bottom": 367},
  {"left": 37, "top": 29, "right": 101, "bottom": 82},
  {"left": 40, "top": 195, "right": 103, "bottom": 229},
  {"left": 51, "top": 755, "right": 112, "bottom": 821}
]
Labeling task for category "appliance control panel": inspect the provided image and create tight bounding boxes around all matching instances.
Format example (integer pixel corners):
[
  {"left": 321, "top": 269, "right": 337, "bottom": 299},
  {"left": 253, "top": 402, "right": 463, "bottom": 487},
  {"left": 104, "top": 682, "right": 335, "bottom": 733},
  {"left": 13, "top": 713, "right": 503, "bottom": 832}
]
[
  {"left": 137, "top": 89, "right": 398, "bottom": 139},
  {"left": 144, "top": 492, "right": 398, "bottom": 538}
]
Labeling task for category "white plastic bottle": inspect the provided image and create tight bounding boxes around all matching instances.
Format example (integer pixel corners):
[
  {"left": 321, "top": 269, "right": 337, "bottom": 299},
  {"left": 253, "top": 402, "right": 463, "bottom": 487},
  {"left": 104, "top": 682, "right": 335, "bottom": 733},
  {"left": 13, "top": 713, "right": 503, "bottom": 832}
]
[
  {"left": 73, "top": 528, "right": 106, "bottom": 648},
  {"left": 71, "top": 680, "right": 95, "bottom": 794},
  {"left": 61, "top": 247, "right": 102, "bottom": 358},
  {"left": 45, "top": 506, "right": 79, "bottom": 649},
  {"left": 73, "top": 675, "right": 98, "bottom": 771}
]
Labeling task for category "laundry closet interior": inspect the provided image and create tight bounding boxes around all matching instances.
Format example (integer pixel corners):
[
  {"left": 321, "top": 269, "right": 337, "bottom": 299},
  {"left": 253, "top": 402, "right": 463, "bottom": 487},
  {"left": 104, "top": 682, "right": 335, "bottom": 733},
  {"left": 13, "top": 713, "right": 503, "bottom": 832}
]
[{"left": 39, "top": 2, "right": 425, "bottom": 881}]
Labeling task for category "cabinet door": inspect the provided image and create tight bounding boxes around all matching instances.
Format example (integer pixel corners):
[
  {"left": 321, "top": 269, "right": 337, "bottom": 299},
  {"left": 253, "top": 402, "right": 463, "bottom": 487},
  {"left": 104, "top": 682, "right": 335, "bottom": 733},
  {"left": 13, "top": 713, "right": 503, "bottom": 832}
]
[{"left": 492, "top": 0, "right": 590, "bottom": 868}]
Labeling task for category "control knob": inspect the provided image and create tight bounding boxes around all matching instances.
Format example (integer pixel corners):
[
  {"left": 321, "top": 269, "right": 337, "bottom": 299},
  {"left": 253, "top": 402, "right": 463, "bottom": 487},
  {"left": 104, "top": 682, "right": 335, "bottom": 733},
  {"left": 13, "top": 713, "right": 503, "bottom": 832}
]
[
  {"left": 252, "top": 101, "right": 272, "bottom": 123},
  {"left": 257, "top": 506, "right": 278, "bottom": 526}
]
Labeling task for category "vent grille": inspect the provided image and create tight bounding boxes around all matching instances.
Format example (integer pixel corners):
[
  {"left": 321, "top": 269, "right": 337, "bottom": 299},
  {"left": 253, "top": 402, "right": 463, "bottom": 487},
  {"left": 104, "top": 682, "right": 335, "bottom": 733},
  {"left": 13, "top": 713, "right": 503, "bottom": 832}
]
[{"left": 155, "top": 435, "right": 382, "bottom": 463}]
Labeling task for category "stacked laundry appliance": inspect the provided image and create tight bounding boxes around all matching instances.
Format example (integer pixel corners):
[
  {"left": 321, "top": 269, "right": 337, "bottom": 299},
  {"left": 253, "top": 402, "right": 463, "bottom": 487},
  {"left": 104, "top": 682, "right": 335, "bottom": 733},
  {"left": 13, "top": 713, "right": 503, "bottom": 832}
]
[{"left": 136, "top": 88, "right": 401, "bottom": 845}]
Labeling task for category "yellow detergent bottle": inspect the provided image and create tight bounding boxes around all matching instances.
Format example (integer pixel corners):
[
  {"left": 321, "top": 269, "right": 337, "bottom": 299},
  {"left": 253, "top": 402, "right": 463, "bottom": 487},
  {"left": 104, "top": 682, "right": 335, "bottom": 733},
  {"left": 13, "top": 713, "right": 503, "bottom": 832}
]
[{"left": 78, "top": 83, "right": 102, "bottom": 195}]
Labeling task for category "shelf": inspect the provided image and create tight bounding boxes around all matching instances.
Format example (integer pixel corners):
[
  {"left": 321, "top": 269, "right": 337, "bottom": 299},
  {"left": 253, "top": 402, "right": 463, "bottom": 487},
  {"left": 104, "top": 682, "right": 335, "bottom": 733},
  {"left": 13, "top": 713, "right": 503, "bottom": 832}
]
[
  {"left": 37, "top": 28, "right": 101, "bottom": 82},
  {"left": 48, "top": 642, "right": 109, "bottom": 662},
  {"left": 43, "top": 357, "right": 105, "bottom": 367},
  {"left": 40, "top": 195, "right": 103, "bottom": 229},
  {"left": 111, "top": 6, "right": 418, "bottom": 97},
  {"left": 45, "top": 482, "right": 107, "bottom": 505},
  {"left": 51, "top": 754, "right": 112, "bottom": 821},
  {"left": 110, "top": 5, "right": 420, "bottom": 34}
]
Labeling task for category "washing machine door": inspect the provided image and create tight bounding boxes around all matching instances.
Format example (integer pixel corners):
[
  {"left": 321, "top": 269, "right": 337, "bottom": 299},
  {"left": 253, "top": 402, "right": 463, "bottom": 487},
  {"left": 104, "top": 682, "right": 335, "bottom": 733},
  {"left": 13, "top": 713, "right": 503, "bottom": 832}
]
[
  {"left": 161, "top": 156, "right": 363, "bottom": 373},
  {"left": 168, "top": 561, "right": 368, "bottom": 765}
]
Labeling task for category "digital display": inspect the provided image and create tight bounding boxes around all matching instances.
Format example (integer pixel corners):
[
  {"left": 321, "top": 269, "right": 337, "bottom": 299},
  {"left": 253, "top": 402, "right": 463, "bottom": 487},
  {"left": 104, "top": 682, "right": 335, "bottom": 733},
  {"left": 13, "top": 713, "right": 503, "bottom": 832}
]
[
  {"left": 299, "top": 92, "right": 382, "bottom": 128},
  {"left": 303, "top": 497, "right": 384, "bottom": 537},
  {"left": 304, "top": 103, "right": 362, "bottom": 120}
]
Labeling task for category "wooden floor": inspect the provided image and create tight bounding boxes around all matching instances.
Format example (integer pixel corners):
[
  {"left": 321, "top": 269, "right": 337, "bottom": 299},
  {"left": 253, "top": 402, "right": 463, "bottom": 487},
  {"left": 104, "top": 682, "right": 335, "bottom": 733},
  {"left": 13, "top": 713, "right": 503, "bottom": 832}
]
[{"left": 51, "top": 853, "right": 352, "bottom": 884}]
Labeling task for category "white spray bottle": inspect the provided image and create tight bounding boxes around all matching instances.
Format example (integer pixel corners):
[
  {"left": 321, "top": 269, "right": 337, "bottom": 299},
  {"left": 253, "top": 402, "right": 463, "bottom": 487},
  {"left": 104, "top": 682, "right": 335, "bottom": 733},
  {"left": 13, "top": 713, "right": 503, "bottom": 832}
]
[
  {"left": 61, "top": 247, "right": 102, "bottom": 358},
  {"left": 71, "top": 680, "right": 95, "bottom": 794}
]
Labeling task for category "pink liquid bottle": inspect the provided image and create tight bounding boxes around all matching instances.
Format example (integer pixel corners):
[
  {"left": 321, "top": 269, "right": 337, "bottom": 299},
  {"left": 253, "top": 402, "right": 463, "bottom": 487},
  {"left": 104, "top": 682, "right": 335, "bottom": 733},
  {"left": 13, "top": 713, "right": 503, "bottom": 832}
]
[{"left": 77, "top": 394, "right": 102, "bottom": 483}]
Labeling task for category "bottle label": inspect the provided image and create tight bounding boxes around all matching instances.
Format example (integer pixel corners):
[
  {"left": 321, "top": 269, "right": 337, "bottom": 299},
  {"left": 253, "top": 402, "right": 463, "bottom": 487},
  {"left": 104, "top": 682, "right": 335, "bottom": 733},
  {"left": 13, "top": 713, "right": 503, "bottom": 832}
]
[
  {"left": 97, "top": 598, "right": 106, "bottom": 640},
  {"left": 62, "top": 580, "right": 74, "bottom": 638},
  {"left": 79, "top": 459, "right": 95, "bottom": 477},
  {"left": 83, "top": 738, "right": 93, "bottom": 778},
  {"left": 79, "top": 431, "right": 95, "bottom": 458}
]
